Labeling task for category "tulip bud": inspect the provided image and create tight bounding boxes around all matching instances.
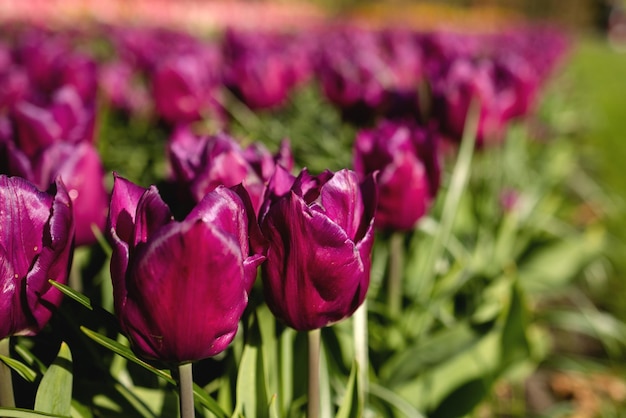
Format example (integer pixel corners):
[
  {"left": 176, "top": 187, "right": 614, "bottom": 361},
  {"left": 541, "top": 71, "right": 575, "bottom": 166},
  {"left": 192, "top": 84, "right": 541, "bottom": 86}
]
[
  {"left": 108, "top": 174, "right": 265, "bottom": 364},
  {"left": 354, "top": 120, "right": 440, "bottom": 231},
  {"left": 0, "top": 175, "right": 74, "bottom": 339},
  {"left": 260, "top": 168, "right": 377, "bottom": 331}
]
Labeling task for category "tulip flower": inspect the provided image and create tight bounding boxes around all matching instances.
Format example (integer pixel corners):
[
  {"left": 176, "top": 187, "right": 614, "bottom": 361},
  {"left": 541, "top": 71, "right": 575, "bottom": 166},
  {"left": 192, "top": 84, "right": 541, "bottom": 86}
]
[
  {"left": 108, "top": 174, "right": 265, "bottom": 364},
  {"left": 11, "top": 86, "right": 96, "bottom": 154},
  {"left": 0, "top": 175, "right": 74, "bottom": 339},
  {"left": 168, "top": 126, "right": 293, "bottom": 215},
  {"left": 259, "top": 167, "right": 377, "bottom": 331},
  {"left": 354, "top": 120, "right": 440, "bottom": 231},
  {"left": 151, "top": 48, "right": 224, "bottom": 125},
  {"left": 0, "top": 138, "right": 108, "bottom": 247},
  {"left": 430, "top": 57, "right": 512, "bottom": 146}
]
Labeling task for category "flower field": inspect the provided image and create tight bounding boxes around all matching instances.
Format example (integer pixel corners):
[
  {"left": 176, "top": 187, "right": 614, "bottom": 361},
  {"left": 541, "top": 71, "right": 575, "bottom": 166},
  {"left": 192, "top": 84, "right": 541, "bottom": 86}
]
[{"left": 0, "top": 2, "right": 625, "bottom": 417}]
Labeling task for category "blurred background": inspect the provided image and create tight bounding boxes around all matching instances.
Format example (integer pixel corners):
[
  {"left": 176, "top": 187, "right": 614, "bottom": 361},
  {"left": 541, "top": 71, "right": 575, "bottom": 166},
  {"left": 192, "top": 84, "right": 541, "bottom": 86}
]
[{"left": 1, "top": 0, "right": 626, "bottom": 416}]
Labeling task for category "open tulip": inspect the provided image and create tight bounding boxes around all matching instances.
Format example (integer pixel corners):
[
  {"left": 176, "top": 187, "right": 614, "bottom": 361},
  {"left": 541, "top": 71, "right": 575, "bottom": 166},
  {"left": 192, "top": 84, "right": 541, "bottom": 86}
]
[
  {"left": 108, "top": 174, "right": 265, "bottom": 364},
  {"left": 0, "top": 175, "right": 74, "bottom": 339},
  {"left": 354, "top": 120, "right": 440, "bottom": 231},
  {"left": 260, "top": 168, "right": 377, "bottom": 331},
  {"left": 168, "top": 126, "right": 292, "bottom": 215}
]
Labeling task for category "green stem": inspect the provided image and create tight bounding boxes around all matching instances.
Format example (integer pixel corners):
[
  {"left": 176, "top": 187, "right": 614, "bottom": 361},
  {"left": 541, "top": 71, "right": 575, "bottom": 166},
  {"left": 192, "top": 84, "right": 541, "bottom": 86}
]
[
  {"left": 387, "top": 232, "right": 405, "bottom": 318},
  {"left": 178, "top": 363, "right": 195, "bottom": 418},
  {"left": 308, "top": 329, "right": 321, "bottom": 418},
  {"left": 0, "top": 338, "right": 14, "bottom": 408},
  {"left": 353, "top": 301, "right": 368, "bottom": 408}
]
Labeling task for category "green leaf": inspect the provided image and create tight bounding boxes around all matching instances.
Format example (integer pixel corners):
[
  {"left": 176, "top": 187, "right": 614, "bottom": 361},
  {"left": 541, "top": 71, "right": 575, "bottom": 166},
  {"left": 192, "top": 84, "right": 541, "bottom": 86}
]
[
  {"left": 428, "top": 378, "right": 490, "bottom": 418},
  {"left": 500, "top": 283, "right": 530, "bottom": 370},
  {"left": 48, "top": 280, "right": 93, "bottom": 310},
  {"left": 34, "top": 342, "right": 73, "bottom": 417},
  {"left": 369, "top": 383, "right": 426, "bottom": 418},
  {"left": 379, "top": 323, "right": 481, "bottom": 387},
  {"left": 335, "top": 361, "right": 362, "bottom": 418},
  {"left": 518, "top": 227, "right": 605, "bottom": 294},
  {"left": 0, "top": 407, "right": 70, "bottom": 417},
  {"left": 80, "top": 327, "right": 174, "bottom": 384},
  {"left": 80, "top": 327, "right": 229, "bottom": 418},
  {"left": 0, "top": 354, "right": 37, "bottom": 382},
  {"left": 233, "top": 313, "right": 271, "bottom": 418}
]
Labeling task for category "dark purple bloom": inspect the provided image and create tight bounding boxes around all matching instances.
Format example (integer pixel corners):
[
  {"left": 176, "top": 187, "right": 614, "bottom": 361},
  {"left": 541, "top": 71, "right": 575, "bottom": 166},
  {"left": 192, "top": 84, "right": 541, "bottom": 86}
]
[
  {"left": 260, "top": 168, "right": 377, "bottom": 331},
  {"left": 0, "top": 175, "right": 74, "bottom": 339},
  {"left": 151, "top": 48, "right": 224, "bottom": 125},
  {"left": 354, "top": 120, "right": 440, "bottom": 231},
  {"left": 12, "top": 86, "right": 96, "bottom": 155},
  {"left": 168, "top": 126, "right": 293, "bottom": 215},
  {"left": 1, "top": 129, "right": 108, "bottom": 247},
  {"left": 222, "top": 29, "right": 312, "bottom": 110},
  {"left": 33, "top": 142, "right": 109, "bottom": 247},
  {"left": 430, "top": 57, "right": 511, "bottom": 146},
  {"left": 108, "top": 174, "right": 265, "bottom": 364}
]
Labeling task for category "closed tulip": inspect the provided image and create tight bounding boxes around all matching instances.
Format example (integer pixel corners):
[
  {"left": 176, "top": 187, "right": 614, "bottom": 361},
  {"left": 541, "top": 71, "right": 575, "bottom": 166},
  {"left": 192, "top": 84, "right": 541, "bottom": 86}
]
[
  {"left": 108, "top": 174, "right": 265, "bottom": 364},
  {"left": 260, "top": 168, "right": 377, "bottom": 331},
  {"left": 0, "top": 175, "right": 74, "bottom": 339},
  {"left": 354, "top": 120, "right": 440, "bottom": 231}
]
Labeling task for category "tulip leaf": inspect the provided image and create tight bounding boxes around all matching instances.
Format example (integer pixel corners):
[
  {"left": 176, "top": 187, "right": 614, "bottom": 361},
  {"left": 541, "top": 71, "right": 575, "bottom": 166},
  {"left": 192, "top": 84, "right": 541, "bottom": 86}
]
[
  {"left": 80, "top": 327, "right": 174, "bottom": 384},
  {"left": 0, "top": 408, "right": 70, "bottom": 417},
  {"left": 336, "top": 361, "right": 362, "bottom": 418},
  {"left": 80, "top": 327, "right": 229, "bottom": 418},
  {"left": 48, "top": 280, "right": 93, "bottom": 311},
  {"left": 233, "top": 313, "right": 272, "bottom": 418},
  {"left": 34, "top": 342, "right": 73, "bottom": 417},
  {"left": 0, "top": 354, "right": 38, "bottom": 382}
]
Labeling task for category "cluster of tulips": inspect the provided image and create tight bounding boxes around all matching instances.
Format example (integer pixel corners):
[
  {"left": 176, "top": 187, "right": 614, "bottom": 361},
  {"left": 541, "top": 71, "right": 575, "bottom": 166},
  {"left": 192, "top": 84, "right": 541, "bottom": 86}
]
[{"left": 0, "top": 19, "right": 569, "bottom": 417}]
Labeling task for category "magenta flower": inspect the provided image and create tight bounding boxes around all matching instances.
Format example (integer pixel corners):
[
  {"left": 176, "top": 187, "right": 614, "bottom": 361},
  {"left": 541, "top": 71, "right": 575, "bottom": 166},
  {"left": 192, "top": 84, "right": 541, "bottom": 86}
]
[
  {"left": 260, "top": 168, "right": 377, "bottom": 331},
  {"left": 168, "top": 126, "right": 293, "bottom": 215},
  {"left": 0, "top": 175, "right": 74, "bottom": 339},
  {"left": 430, "top": 57, "right": 511, "bottom": 146},
  {"left": 0, "top": 136, "right": 108, "bottom": 247},
  {"left": 151, "top": 49, "right": 224, "bottom": 125},
  {"left": 354, "top": 120, "right": 440, "bottom": 231},
  {"left": 12, "top": 86, "right": 96, "bottom": 155},
  {"left": 108, "top": 174, "right": 266, "bottom": 364}
]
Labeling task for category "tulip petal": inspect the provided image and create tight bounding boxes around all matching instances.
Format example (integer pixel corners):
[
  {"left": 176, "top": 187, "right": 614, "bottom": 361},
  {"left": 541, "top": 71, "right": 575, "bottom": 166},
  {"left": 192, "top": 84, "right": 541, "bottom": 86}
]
[
  {"left": 26, "top": 178, "right": 74, "bottom": 332},
  {"left": 133, "top": 185, "right": 172, "bottom": 247},
  {"left": 109, "top": 174, "right": 146, "bottom": 244},
  {"left": 0, "top": 176, "right": 52, "bottom": 281},
  {"left": 122, "top": 220, "right": 247, "bottom": 363},
  {"left": 315, "top": 170, "right": 364, "bottom": 242}
]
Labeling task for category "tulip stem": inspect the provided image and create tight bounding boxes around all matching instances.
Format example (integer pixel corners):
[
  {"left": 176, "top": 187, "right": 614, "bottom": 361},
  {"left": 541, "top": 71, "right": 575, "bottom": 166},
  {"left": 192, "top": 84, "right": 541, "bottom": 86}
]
[
  {"left": 353, "top": 301, "right": 368, "bottom": 408},
  {"left": 308, "top": 329, "right": 321, "bottom": 418},
  {"left": 387, "top": 232, "right": 405, "bottom": 318},
  {"left": 0, "top": 338, "right": 15, "bottom": 408},
  {"left": 177, "top": 363, "right": 195, "bottom": 418}
]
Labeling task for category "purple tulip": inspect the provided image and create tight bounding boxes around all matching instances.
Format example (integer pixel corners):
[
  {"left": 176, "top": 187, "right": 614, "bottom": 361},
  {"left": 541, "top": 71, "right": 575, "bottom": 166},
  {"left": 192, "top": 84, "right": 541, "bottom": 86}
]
[
  {"left": 12, "top": 86, "right": 96, "bottom": 155},
  {"left": 1, "top": 130, "right": 108, "bottom": 247},
  {"left": 0, "top": 175, "right": 74, "bottom": 339},
  {"left": 108, "top": 174, "right": 266, "bottom": 363},
  {"left": 33, "top": 142, "right": 109, "bottom": 247},
  {"left": 430, "top": 57, "right": 511, "bottom": 146},
  {"left": 260, "top": 168, "right": 377, "bottom": 331},
  {"left": 354, "top": 120, "right": 440, "bottom": 231},
  {"left": 222, "top": 29, "right": 312, "bottom": 110},
  {"left": 151, "top": 48, "right": 224, "bottom": 125},
  {"left": 168, "top": 126, "right": 293, "bottom": 215}
]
